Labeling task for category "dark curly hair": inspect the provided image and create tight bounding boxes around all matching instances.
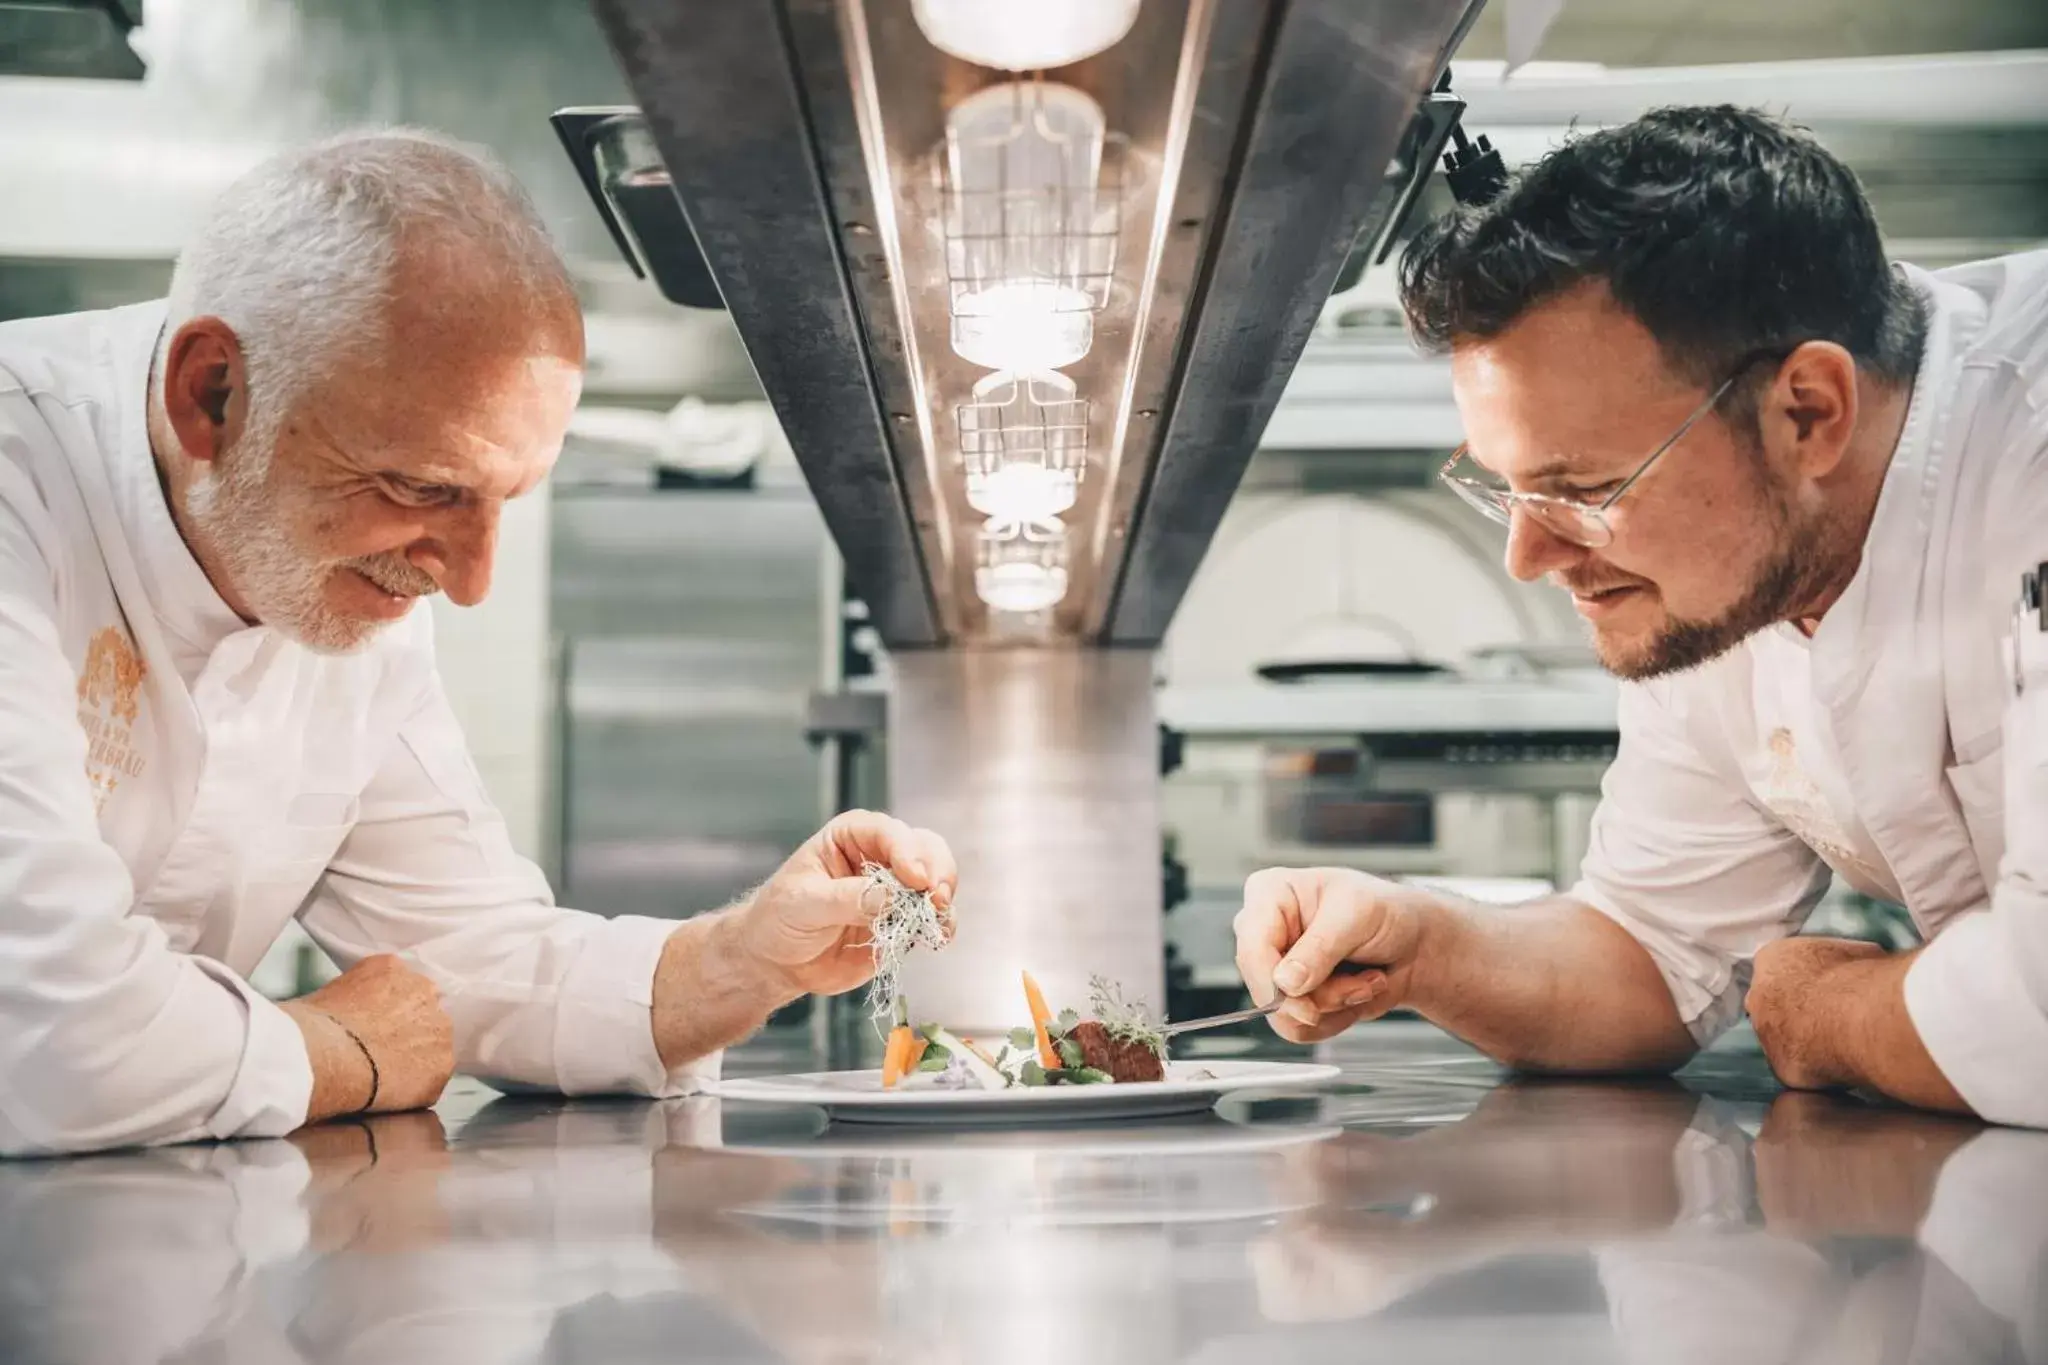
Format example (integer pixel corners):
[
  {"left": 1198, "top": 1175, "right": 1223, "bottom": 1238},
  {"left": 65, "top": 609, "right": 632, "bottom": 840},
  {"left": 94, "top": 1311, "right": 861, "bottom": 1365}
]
[{"left": 1399, "top": 106, "right": 1926, "bottom": 393}]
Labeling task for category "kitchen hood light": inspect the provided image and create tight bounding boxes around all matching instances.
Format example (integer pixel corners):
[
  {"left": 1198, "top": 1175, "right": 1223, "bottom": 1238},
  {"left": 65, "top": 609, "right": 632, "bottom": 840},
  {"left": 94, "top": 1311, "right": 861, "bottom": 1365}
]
[
  {"left": 910, "top": 0, "right": 1142, "bottom": 73},
  {"left": 586, "top": 0, "right": 1486, "bottom": 647},
  {"left": 961, "top": 369, "right": 1087, "bottom": 523},
  {"left": 976, "top": 559, "right": 1069, "bottom": 613},
  {"left": 975, "top": 519, "right": 1071, "bottom": 613},
  {"left": 968, "top": 462, "right": 1079, "bottom": 524},
  {"left": 944, "top": 81, "right": 1117, "bottom": 372},
  {"left": 951, "top": 280, "right": 1094, "bottom": 371},
  {"left": 975, "top": 559, "right": 1070, "bottom": 613}
]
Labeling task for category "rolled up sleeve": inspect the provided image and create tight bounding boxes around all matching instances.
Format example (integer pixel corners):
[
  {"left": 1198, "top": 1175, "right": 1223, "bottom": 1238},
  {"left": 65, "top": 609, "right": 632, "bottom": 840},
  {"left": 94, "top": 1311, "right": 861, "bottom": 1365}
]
[
  {"left": 0, "top": 460, "right": 311, "bottom": 1157},
  {"left": 1905, "top": 667, "right": 2048, "bottom": 1127},
  {"left": 297, "top": 672, "right": 718, "bottom": 1099},
  {"left": 1574, "top": 678, "right": 1833, "bottom": 1044}
]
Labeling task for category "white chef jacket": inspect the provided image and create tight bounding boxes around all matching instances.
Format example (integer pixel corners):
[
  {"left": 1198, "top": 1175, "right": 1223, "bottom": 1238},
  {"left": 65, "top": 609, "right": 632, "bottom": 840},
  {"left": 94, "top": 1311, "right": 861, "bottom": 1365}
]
[
  {"left": 0, "top": 300, "right": 717, "bottom": 1158},
  {"left": 1575, "top": 250, "right": 2048, "bottom": 1126}
]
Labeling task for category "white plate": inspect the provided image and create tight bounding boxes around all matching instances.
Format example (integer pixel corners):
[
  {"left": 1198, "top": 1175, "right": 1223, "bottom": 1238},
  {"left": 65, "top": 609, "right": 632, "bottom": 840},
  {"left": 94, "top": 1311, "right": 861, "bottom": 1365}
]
[
  {"left": 706, "top": 1059, "right": 1342, "bottom": 1126},
  {"left": 731, "top": 1116, "right": 1342, "bottom": 1159}
]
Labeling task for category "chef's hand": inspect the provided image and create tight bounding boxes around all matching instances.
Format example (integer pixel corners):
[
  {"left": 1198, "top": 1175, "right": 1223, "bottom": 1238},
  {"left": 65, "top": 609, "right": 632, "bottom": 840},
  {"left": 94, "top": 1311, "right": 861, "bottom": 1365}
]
[
  {"left": 283, "top": 954, "right": 455, "bottom": 1123},
  {"left": 737, "top": 809, "right": 958, "bottom": 997},
  {"left": 1746, "top": 936, "right": 1973, "bottom": 1114},
  {"left": 1235, "top": 867, "right": 1434, "bottom": 1043}
]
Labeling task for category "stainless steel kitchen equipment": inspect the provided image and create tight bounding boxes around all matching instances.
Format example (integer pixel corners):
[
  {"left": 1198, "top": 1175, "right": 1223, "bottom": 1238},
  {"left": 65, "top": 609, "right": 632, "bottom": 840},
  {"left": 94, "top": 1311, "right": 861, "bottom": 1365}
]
[
  {"left": 10, "top": 1026, "right": 2034, "bottom": 1365},
  {"left": 0, "top": 0, "right": 144, "bottom": 80},
  {"left": 1159, "top": 671, "right": 1616, "bottom": 901},
  {"left": 568, "top": 0, "right": 1488, "bottom": 1029}
]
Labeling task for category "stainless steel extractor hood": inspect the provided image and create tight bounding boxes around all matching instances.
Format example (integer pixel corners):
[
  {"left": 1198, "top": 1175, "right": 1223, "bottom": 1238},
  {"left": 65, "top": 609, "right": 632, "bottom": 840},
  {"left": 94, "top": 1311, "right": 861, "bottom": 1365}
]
[
  {"left": 569, "top": 0, "right": 1484, "bottom": 650},
  {"left": 0, "top": 0, "right": 144, "bottom": 80}
]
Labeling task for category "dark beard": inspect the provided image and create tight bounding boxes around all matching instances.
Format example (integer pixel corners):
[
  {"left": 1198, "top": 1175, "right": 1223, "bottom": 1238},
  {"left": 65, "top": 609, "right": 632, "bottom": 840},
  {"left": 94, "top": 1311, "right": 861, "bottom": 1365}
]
[{"left": 1594, "top": 507, "right": 1853, "bottom": 682}]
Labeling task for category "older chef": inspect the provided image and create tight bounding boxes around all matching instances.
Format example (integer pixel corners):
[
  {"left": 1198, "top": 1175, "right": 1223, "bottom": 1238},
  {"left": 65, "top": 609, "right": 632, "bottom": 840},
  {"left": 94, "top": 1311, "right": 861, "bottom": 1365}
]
[
  {"left": 1236, "top": 106, "right": 2048, "bottom": 1125},
  {"left": 0, "top": 129, "right": 957, "bottom": 1157}
]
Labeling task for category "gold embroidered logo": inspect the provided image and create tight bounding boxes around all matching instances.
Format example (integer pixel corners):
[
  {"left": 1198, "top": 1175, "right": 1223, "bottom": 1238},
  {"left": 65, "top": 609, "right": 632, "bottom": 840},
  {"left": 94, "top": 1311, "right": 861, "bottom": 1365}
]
[
  {"left": 76, "top": 626, "right": 148, "bottom": 810},
  {"left": 1763, "top": 726, "right": 1875, "bottom": 879}
]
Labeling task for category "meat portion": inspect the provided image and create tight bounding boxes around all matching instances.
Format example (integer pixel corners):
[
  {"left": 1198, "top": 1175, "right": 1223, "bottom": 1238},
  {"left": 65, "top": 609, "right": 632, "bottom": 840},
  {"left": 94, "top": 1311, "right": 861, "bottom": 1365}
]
[{"left": 1065, "top": 1020, "right": 1166, "bottom": 1083}]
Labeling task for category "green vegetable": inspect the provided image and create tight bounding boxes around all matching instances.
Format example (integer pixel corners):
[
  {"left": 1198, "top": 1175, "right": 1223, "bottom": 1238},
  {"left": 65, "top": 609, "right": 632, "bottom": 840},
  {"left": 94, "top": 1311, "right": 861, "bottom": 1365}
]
[
  {"left": 1055, "top": 1008, "right": 1081, "bottom": 1034},
  {"left": 1056, "top": 1038, "right": 1084, "bottom": 1071},
  {"left": 1088, "top": 975, "right": 1167, "bottom": 1056},
  {"left": 1042, "top": 1067, "right": 1113, "bottom": 1086},
  {"left": 1008, "top": 1027, "right": 1038, "bottom": 1052},
  {"left": 916, "top": 1041, "right": 952, "bottom": 1072},
  {"left": 1020, "top": 1061, "right": 1048, "bottom": 1087}
]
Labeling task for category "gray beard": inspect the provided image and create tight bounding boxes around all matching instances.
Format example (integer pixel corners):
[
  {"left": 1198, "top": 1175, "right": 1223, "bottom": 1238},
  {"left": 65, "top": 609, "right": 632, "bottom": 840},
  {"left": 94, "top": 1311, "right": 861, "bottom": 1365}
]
[{"left": 185, "top": 429, "right": 434, "bottom": 655}]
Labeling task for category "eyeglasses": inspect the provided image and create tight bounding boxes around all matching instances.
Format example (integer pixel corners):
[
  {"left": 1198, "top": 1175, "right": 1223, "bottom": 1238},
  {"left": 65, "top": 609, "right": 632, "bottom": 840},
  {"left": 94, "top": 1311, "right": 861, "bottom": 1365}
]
[{"left": 1439, "top": 353, "right": 1778, "bottom": 550}]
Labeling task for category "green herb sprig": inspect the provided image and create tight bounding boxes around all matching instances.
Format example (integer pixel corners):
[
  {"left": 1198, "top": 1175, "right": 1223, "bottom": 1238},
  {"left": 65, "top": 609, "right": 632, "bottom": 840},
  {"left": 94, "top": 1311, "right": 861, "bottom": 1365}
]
[{"left": 1088, "top": 974, "right": 1167, "bottom": 1057}]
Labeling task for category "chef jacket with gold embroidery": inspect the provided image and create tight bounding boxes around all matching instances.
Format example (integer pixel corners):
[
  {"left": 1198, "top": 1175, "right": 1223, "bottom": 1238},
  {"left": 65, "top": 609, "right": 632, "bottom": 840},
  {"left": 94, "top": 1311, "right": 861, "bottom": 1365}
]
[
  {"left": 1574, "top": 252, "right": 2048, "bottom": 1127},
  {"left": 0, "top": 300, "right": 714, "bottom": 1157}
]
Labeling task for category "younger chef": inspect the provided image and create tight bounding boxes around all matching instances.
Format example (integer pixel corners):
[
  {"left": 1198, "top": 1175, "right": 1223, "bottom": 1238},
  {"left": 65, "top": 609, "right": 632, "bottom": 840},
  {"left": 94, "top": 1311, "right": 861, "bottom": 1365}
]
[{"left": 1236, "top": 106, "right": 2048, "bottom": 1125}]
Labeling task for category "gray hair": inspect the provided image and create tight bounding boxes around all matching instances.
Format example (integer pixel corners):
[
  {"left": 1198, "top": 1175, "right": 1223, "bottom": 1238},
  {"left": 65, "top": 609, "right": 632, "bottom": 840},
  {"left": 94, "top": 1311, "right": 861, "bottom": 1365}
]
[{"left": 158, "top": 127, "right": 577, "bottom": 420}]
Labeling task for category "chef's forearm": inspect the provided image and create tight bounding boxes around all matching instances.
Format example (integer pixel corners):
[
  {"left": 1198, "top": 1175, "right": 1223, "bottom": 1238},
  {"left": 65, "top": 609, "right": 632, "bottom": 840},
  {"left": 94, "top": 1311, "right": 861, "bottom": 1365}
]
[
  {"left": 648, "top": 909, "right": 803, "bottom": 1072},
  {"left": 1410, "top": 897, "right": 1700, "bottom": 1075},
  {"left": 280, "top": 1001, "right": 376, "bottom": 1124},
  {"left": 1813, "top": 952, "right": 1971, "bottom": 1114}
]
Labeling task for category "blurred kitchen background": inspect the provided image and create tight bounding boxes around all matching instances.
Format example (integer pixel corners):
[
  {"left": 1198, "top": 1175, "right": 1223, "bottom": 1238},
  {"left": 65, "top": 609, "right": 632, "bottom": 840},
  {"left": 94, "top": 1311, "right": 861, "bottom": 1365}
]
[{"left": 4, "top": 0, "right": 2042, "bottom": 1016}]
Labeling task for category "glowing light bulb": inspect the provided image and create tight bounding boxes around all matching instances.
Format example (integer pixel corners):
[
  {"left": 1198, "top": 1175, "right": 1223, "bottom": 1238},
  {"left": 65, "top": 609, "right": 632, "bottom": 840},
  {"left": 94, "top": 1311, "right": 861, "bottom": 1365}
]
[
  {"left": 951, "top": 279, "right": 1094, "bottom": 371},
  {"left": 975, "top": 519, "right": 1070, "bottom": 614},
  {"left": 968, "top": 462, "right": 1077, "bottom": 524},
  {"left": 960, "top": 369, "right": 1085, "bottom": 522},
  {"left": 976, "top": 560, "right": 1069, "bottom": 613},
  {"left": 944, "top": 82, "right": 1108, "bottom": 371},
  {"left": 911, "top": 0, "right": 1141, "bottom": 72}
]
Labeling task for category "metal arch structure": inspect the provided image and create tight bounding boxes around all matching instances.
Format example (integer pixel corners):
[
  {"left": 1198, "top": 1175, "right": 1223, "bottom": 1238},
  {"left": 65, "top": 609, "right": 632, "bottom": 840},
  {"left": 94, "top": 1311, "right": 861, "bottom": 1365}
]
[{"left": 585, "top": 0, "right": 1483, "bottom": 650}]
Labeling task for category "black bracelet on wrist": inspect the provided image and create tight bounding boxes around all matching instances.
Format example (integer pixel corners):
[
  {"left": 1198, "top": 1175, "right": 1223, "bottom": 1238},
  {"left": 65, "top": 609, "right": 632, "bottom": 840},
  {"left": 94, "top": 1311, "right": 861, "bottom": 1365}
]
[{"left": 323, "top": 1012, "right": 381, "bottom": 1114}]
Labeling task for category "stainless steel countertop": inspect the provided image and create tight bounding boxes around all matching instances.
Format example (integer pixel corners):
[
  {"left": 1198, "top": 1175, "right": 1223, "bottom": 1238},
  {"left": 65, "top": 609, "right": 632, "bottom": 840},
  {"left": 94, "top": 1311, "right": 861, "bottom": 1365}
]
[{"left": 3, "top": 1022, "right": 2042, "bottom": 1364}]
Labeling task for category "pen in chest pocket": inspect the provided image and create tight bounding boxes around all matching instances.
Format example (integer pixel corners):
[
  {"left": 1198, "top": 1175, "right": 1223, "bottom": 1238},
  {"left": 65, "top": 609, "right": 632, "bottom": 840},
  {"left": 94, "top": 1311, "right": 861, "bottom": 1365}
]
[{"left": 2016, "top": 563, "right": 2047, "bottom": 697}]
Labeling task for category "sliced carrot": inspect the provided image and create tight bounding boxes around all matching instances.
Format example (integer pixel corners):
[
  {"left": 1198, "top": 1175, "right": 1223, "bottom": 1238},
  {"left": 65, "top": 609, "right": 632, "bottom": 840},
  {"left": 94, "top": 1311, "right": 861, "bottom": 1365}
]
[
  {"left": 1021, "top": 970, "right": 1060, "bottom": 1071},
  {"left": 882, "top": 1026, "right": 915, "bottom": 1089},
  {"left": 904, "top": 1035, "right": 929, "bottom": 1072}
]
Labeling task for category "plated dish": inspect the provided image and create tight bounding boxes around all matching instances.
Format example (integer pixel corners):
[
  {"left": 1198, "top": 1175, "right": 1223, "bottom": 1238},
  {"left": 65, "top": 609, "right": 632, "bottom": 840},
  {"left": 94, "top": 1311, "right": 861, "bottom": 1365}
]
[
  {"left": 707, "top": 865, "right": 1339, "bottom": 1124},
  {"left": 707, "top": 1058, "right": 1342, "bottom": 1125}
]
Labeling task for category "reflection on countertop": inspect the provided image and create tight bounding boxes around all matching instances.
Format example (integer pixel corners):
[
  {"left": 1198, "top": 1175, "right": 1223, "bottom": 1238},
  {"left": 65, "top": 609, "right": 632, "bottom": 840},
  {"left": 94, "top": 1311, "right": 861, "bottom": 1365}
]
[{"left": 1, "top": 1023, "right": 2042, "bottom": 1365}]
